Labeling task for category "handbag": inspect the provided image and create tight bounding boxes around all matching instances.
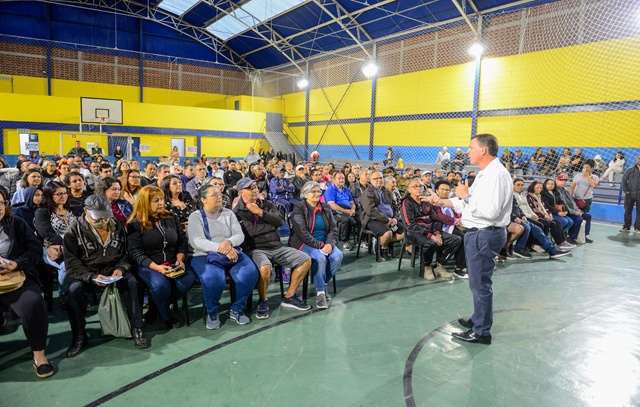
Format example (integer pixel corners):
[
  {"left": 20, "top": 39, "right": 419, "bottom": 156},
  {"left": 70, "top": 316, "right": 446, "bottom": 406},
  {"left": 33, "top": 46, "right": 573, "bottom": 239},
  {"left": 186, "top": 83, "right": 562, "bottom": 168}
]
[
  {"left": 98, "top": 284, "right": 132, "bottom": 338},
  {"left": 575, "top": 184, "right": 591, "bottom": 210},
  {"left": 200, "top": 210, "right": 242, "bottom": 268},
  {"left": 0, "top": 270, "right": 26, "bottom": 294}
]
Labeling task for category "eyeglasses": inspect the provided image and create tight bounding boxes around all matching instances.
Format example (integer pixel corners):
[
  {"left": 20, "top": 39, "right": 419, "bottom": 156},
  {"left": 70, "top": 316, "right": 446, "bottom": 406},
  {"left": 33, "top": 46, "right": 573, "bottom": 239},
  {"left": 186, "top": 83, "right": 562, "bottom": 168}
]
[
  {"left": 129, "top": 175, "right": 141, "bottom": 180},
  {"left": 108, "top": 188, "right": 121, "bottom": 192},
  {"left": 53, "top": 191, "right": 68, "bottom": 197},
  {"left": 206, "top": 193, "right": 222, "bottom": 199},
  {"left": 308, "top": 190, "right": 322, "bottom": 195},
  {"left": 247, "top": 185, "right": 258, "bottom": 190},
  {"left": 0, "top": 201, "right": 8, "bottom": 208}
]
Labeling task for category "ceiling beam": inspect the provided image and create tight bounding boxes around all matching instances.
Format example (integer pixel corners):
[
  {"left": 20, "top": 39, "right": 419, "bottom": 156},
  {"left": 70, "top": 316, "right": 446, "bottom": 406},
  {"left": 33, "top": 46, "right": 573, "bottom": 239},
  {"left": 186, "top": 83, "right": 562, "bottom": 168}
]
[
  {"left": 450, "top": 0, "right": 478, "bottom": 36},
  {"left": 240, "top": 0, "right": 396, "bottom": 59},
  {"left": 27, "top": 0, "right": 255, "bottom": 72},
  {"left": 311, "top": 0, "right": 372, "bottom": 58},
  {"left": 202, "top": 0, "right": 307, "bottom": 74}
]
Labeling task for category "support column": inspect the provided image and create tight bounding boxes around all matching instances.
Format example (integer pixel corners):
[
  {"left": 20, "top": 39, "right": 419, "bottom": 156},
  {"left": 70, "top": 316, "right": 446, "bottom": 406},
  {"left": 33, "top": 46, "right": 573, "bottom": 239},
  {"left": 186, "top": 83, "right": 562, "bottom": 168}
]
[
  {"left": 304, "top": 63, "right": 310, "bottom": 161},
  {"left": 470, "top": 16, "right": 483, "bottom": 138},
  {"left": 368, "top": 76, "right": 377, "bottom": 161},
  {"left": 139, "top": 20, "right": 144, "bottom": 103},
  {"left": 45, "top": 4, "right": 52, "bottom": 96}
]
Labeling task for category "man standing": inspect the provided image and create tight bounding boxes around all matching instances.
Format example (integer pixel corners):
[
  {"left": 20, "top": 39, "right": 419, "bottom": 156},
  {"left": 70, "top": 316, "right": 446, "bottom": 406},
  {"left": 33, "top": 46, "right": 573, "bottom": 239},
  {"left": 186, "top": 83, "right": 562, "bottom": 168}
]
[
  {"left": 620, "top": 154, "right": 640, "bottom": 233},
  {"left": 431, "top": 134, "right": 512, "bottom": 345}
]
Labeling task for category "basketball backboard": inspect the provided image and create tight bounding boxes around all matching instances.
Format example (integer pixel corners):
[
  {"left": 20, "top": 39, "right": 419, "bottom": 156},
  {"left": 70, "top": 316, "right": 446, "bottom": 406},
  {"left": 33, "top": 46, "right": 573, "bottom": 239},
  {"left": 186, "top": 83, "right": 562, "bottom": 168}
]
[{"left": 80, "top": 97, "right": 123, "bottom": 124}]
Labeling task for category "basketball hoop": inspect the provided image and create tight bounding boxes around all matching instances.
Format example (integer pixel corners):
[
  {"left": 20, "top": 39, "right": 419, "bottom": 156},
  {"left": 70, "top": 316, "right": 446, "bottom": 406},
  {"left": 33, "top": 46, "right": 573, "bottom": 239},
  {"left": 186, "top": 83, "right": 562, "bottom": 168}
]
[{"left": 98, "top": 117, "right": 108, "bottom": 125}]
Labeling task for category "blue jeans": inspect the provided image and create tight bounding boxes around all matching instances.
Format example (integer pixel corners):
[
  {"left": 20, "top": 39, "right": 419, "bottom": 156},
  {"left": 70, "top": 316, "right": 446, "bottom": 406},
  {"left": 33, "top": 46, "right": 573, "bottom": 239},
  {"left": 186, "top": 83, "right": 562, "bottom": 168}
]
[
  {"left": 190, "top": 253, "right": 259, "bottom": 315},
  {"left": 568, "top": 213, "right": 591, "bottom": 237},
  {"left": 464, "top": 228, "right": 507, "bottom": 336},
  {"left": 552, "top": 214, "right": 573, "bottom": 233},
  {"left": 137, "top": 265, "right": 196, "bottom": 322},
  {"left": 514, "top": 221, "right": 556, "bottom": 254},
  {"left": 566, "top": 214, "right": 583, "bottom": 239},
  {"left": 299, "top": 245, "right": 343, "bottom": 292}
]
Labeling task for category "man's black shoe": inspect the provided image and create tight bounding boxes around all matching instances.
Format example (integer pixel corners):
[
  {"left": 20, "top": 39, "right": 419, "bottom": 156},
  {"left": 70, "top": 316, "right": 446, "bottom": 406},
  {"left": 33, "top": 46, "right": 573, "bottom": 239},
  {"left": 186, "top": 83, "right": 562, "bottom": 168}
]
[
  {"left": 132, "top": 328, "right": 149, "bottom": 349},
  {"left": 457, "top": 317, "right": 474, "bottom": 329},
  {"left": 585, "top": 237, "right": 593, "bottom": 243},
  {"left": 66, "top": 331, "right": 89, "bottom": 357},
  {"left": 451, "top": 329, "right": 491, "bottom": 345},
  {"left": 567, "top": 237, "right": 578, "bottom": 245}
]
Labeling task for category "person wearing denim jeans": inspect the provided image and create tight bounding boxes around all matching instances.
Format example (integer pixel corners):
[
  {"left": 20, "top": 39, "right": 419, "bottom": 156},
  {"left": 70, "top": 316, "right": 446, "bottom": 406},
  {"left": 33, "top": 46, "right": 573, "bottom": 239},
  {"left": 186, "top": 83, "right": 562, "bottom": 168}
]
[
  {"left": 188, "top": 185, "right": 259, "bottom": 329},
  {"left": 189, "top": 254, "right": 258, "bottom": 321},
  {"left": 128, "top": 186, "right": 196, "bottom": 329},
  {"left": 289, "top": 181, "right": 343, "bottom": 309}
]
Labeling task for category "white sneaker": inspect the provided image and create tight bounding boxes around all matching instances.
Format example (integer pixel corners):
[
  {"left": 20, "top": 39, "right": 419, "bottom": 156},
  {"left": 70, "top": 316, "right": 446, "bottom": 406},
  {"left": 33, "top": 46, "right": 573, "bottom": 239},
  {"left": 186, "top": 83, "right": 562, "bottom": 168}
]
[{"left": 559, "top": 241, "right": 577, "bottom": 249}]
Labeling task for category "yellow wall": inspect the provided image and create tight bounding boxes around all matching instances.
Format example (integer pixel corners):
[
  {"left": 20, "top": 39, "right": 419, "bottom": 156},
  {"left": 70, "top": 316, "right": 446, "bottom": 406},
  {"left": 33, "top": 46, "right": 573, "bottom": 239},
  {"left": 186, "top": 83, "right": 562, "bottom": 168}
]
[
  {"left": 225, "top": 95, "right": 284, "bottom": 114},
  {"left": 307, "top": 81, "right": 372, "bottom": 120},
  {"left": 375, "top": 119, "right": 473, "bottom": 146},
  {"left": 376, "top": 63, "right": 476, "bottom": 116},
  {"left": 477, "top": 110, "right": 640, "bottom": 148},
  {"left": 144, "top": 88, "right": 226, "bottom": 109},
  {"left": 307, "top": 123, "right": 370, "bottom": 146},
  {"left": 479, "top": 36, "right": 640, "bottom": 110},
  {"left": 201, "top": 137, "right": 270, "bottom": 158}
]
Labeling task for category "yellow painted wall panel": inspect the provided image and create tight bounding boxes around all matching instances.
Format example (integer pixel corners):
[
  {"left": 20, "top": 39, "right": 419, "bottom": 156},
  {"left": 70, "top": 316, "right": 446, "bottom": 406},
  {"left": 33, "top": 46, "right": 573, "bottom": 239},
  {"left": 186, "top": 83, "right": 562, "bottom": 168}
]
[
  {"left": 376, "top": 63, "right": 476, "bottom": 116},
  {"left": 52, "top": 79, "right": 139, "bottom": 102},
  {"left": 11, "top": 76, "right": 47, "bottom": 95},
  {"left": 283, "top": 92, "right": 306, "bottom": 122},
  {"left": 375, "top": 118, "right": 472, "bottom": 146},
  {"left": 145, "top": 88, "right": 226, "bottom": 109},
  {"left": 479, "top": 36, "right": 640, "bottom": 110},
  {"left": 476, "top": 110, "right": 640, "bottom": 148},
  {"left": 200, "top": 136, "right": 269, "bottom": 158},
  {"left": 307, "top": 123, "right": 370, "bottom": 146},
  {"left": 308, "top": 81, "right": 372, "bottom": 120},
  {"left": 0, "top": 76, "right": 13, "bottom": 93},
  {"left": 224, "top": 95, "right": 284, "bottom": 114}
]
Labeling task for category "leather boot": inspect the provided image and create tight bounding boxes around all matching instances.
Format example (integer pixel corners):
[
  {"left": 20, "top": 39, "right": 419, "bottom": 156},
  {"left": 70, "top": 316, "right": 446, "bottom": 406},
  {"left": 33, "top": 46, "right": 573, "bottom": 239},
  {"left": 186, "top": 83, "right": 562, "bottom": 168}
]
[
  {"left": 66, "top": 330, "right": 88, "bottom": 358},
  {"left": 132, "top": 328, "right": 149, "bottom": 349}
]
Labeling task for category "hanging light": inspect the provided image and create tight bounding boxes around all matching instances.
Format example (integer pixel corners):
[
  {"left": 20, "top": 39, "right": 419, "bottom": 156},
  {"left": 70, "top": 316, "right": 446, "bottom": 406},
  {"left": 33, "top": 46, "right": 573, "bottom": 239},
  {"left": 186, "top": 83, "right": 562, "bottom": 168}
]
[
  {"left": 296, "top": 77, "right": 309, "bottom": 90},
  {"left": 361, "top": 60, "right": 379, "bottom": 78},
  {"left": 468, "top": 42, "right": 485, "bottom": 58}
]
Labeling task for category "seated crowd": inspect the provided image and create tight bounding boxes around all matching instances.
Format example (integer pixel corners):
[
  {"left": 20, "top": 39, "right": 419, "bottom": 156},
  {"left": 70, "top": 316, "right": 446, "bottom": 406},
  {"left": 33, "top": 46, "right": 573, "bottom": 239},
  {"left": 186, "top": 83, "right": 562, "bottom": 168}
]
[{"left": 0, "top": 144, "right": 605, "bottom": 379}]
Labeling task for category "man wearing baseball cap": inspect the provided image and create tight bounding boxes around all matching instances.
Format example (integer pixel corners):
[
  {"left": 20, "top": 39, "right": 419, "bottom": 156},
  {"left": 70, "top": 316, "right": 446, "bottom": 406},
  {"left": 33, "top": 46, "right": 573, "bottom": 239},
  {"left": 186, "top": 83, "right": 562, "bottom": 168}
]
[
  {"left": 291, "top": 165, "right": 308, "bottom": 199},
  {"left": 63, "top": 195, "right": 148, "bottom": 357},
  {"left": 233, "top": 177, "right": 312, "bottom": 319}
]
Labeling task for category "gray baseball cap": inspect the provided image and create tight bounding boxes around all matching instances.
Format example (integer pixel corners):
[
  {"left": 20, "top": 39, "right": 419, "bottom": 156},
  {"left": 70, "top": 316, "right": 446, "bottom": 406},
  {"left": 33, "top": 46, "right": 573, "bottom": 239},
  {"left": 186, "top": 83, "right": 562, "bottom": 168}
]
[{"left": 85, "top": 195, "right": 113, "bottom": 219}]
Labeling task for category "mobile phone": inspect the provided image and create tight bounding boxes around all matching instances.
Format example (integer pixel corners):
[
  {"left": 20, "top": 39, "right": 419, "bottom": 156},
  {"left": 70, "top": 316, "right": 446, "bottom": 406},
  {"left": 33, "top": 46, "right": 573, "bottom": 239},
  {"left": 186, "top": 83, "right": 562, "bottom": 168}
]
[
  {"left": 170, "top": 265, "right": 184, "bottom": 273},
  {"left": 462, "top": 174, "right": 468, "bottom": 182}
]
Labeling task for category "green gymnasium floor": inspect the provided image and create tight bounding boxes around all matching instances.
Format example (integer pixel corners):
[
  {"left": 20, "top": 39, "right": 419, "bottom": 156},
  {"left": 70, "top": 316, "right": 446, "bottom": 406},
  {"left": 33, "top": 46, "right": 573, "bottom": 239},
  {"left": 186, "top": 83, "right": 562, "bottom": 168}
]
[{"left": 1, "top": 222, "right": 639, "bottom": 407}]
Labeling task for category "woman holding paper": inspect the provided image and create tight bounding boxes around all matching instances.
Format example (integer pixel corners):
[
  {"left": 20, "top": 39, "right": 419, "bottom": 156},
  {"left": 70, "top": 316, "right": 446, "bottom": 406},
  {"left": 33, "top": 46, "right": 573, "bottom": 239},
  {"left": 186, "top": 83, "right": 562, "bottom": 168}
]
[{"left": 128, "top": 186, "right": 195, "bottom": 329}]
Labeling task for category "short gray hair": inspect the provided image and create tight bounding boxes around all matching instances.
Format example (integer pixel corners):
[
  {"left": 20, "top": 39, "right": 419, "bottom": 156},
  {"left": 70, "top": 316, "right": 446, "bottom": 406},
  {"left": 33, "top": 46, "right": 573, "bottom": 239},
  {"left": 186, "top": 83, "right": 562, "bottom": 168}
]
[
  {"left": 384, "top": 176, "right": 395, "bottom": 186},
  {"left": 300, "top": 181, "right": 321, "bottom": 198}
]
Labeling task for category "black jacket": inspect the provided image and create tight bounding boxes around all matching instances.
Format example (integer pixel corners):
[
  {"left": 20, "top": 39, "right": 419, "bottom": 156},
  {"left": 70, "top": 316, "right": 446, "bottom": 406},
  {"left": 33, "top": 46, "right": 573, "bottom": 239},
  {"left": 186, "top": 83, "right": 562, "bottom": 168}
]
[
  {"left": 289, "top": 200, "right": 338, "bottom": 250},
  {"left": 233, "top": 199, "right": 284, "bottom": 251},
  {"left": 128, "top": 215, "right": 188, "bottom": 269},
  {"left": 400, "top": 195, "right": 442, "bottom": 239},
  {"left": 63, "top": 215, "right": 132, "bottom": 283},
  {"left": 2, "top": 215, "right": 42, "bottom": 280}
]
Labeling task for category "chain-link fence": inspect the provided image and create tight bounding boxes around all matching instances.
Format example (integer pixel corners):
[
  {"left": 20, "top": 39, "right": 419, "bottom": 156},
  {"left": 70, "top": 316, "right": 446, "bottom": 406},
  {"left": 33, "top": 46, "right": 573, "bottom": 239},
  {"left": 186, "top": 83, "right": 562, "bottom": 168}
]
[{"left": 256, "top": 0, "right": 640, "bottom": 174}]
